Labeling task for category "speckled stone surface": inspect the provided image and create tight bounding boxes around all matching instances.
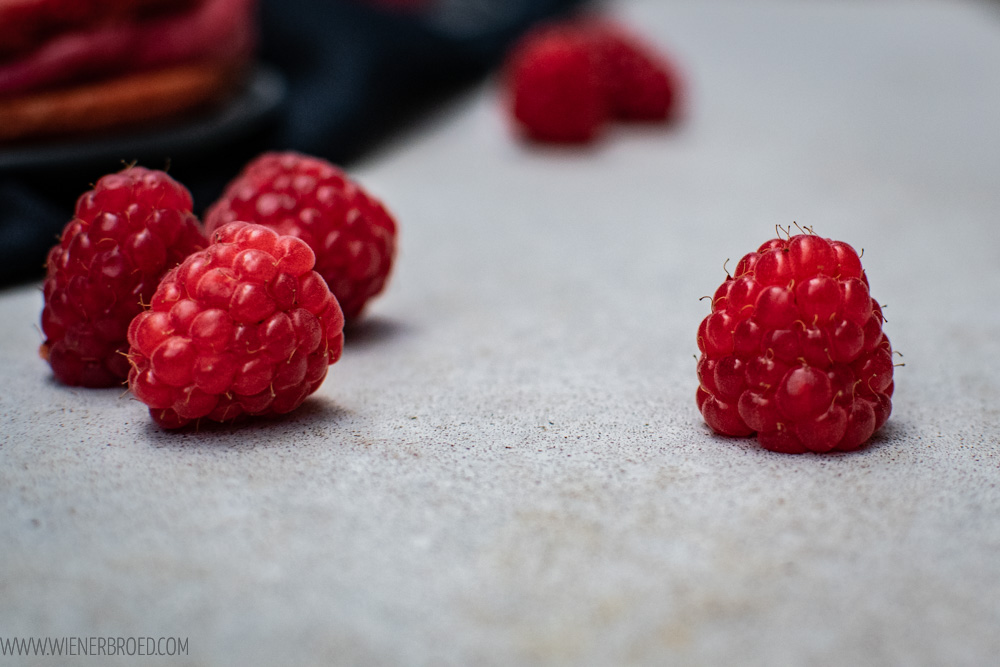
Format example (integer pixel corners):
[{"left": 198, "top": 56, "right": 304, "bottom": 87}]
[{"left": 3, "top": 1, "right": 1000, "bottom": 665}]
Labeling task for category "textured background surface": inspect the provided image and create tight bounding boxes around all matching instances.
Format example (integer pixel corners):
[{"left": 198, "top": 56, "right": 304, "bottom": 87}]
[{"left": 3, "top": 1, "right": 1000, "bottom": 665}]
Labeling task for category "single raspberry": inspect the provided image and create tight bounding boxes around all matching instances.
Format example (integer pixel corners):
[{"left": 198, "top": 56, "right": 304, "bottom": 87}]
[
  {"left": 204, "top": 152, "right": 397, "bottom": 320},
  {"left": 696, "top": 232, "right": 894, "bottom": 454},
  {"left": 504, "top": 25, "right": 608, "bottom": 143},
  {"left": 126, "top": 221, "right": 345, "bottom": 429},
  {"left": 584, "top": 21, "right": 682, "bottom": 121},
  {"left": 40, "top": 166, "right": 207, "bottom": 387}
]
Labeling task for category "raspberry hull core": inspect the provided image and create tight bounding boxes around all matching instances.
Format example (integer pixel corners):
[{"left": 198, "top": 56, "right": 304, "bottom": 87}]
[{"left": 696, "top": 233, "right": 893, "bottom": 453}]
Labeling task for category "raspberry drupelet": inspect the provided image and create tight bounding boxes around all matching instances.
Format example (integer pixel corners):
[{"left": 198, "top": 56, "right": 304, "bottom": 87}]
[
  {"left": 126, "top": 221, "right": 345, "bottom": 429},
  {"left": 40, "top": 166, "right": 207, "bottom": 387},
  {"left": 204, "top": 152, "right": 397, "bottom": 321},
  {"left": 696, "top": 232, "right": 894, "bottom": 453}
]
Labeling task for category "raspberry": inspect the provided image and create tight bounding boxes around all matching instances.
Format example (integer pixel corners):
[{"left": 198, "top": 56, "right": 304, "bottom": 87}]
[
  {"left": 696, "top": 232, "right": 894, "bottom": 454},
  {"left": 505, "top": 25, "right": 608, "bottom": 143},
  {"left": 126, "top": 221, "right": 345, "bottom": 429},
  {"left": 504, "top": 19, "right": 681, "bottom": 143},
  {"left": 40, "top": 166, "right": 207, "bottom": 387},
  {"left": 204, "top": 152, "right": 397, "bottom": 320},
  {"left": 585, "top": 21, "right": 681, "bottom": 121}
]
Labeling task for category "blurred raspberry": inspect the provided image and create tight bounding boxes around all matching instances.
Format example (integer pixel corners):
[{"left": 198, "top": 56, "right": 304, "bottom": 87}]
[
  {"left": 127, "top": 221, "right": 345, "bottom": 429},
  {"left": 696, "top": 232, "right": 894, "bottom": 453},
  {"left": 504, "top": 18, "right": 682, "bottom": 143},
  {"left": 205, "top": 152, "right": 397, "bottom": 320},
  {"left": 40, "top": 166, "right": 207, "bottom": 387},
  {"left": 584, "top": 20, "right": 682, "bottom": 121},
  {"left": 505, "top": 24, "right": 607, "bottom": 143}
]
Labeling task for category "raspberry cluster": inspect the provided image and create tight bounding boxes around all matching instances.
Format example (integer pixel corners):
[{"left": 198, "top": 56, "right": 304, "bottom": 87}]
[
  {"left": 696, "top": 233, "right": 894, "bottom": 453},
  {"left": 40, "top": 152, "right": 396, "bottom": 429},
  {"left": 505, "top": 19, "right": 681, "bottom": 143},
  {"left": 205, "top": 152, "right": 397, "bottom": 320},
  {"left": 39, "top": 167, "right": 207, "bottom": 387},
  {"left": 127, "top": 222, "right": 345, "bottom": 429}
]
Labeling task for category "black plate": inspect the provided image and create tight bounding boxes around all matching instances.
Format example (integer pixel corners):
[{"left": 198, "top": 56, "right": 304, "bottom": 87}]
[{"left": 0, "top": 64, "right": 287, "bottom": 172}]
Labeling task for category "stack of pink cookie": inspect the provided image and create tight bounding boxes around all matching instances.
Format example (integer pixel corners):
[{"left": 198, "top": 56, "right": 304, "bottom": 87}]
[{"left": 0, "top": 0, "right": 256, "bottom": 142}]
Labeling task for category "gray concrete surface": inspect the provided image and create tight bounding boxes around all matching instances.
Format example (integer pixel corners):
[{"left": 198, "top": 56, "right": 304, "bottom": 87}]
[{"left": 3, "top": 1, "right": 1000, "bottom": 665}]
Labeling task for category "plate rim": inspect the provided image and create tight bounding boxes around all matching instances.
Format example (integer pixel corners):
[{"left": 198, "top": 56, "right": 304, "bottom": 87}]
[{"left": 0, "top": 63, "right": 287, "bottom": 172}]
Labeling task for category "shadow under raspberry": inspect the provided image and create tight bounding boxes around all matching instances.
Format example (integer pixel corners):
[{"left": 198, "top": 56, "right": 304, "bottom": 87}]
[
  {"left": 141, "top": 395, "right": 353, "bottom": 445},
  {"left": 343, "top": 315, "right": 410, "bottom": 350}
]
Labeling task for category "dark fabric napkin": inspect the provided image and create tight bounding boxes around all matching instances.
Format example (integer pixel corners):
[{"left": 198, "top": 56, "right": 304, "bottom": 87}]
[{"left": 0, "top": 0, "right": 586, "bottom": 285}]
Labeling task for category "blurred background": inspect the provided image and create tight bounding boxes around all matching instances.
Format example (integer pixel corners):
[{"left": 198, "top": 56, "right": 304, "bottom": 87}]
[{"left": 0, "top": 0, "right": 587, "bottom": 285}]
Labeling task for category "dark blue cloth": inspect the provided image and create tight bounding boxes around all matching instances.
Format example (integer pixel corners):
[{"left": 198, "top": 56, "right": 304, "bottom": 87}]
[{"left": 0, "top": 0, "right": 586, "bottom": 285}]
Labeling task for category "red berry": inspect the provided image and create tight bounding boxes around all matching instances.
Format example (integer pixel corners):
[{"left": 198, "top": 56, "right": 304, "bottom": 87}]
[
  {"left": 505, "top": 24, "right": 607, "bottom": 143},
  {"left": 583, "top": 20, "right": 682, "bottom": 121},
  {"left": 204, "top": 152, "right": 397, "bottom": 320},
  {"left": 39, "top": 166, "right": 207, "bottom": 387},
  {"left": 127, "top": 221, "right": 345, "bottom": 429},
  {"left": 504, "top": 19, "right": 682, "bottom": 143},
  {"left": 696, "top": 232, "right": 894, "bottom": 453}
]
